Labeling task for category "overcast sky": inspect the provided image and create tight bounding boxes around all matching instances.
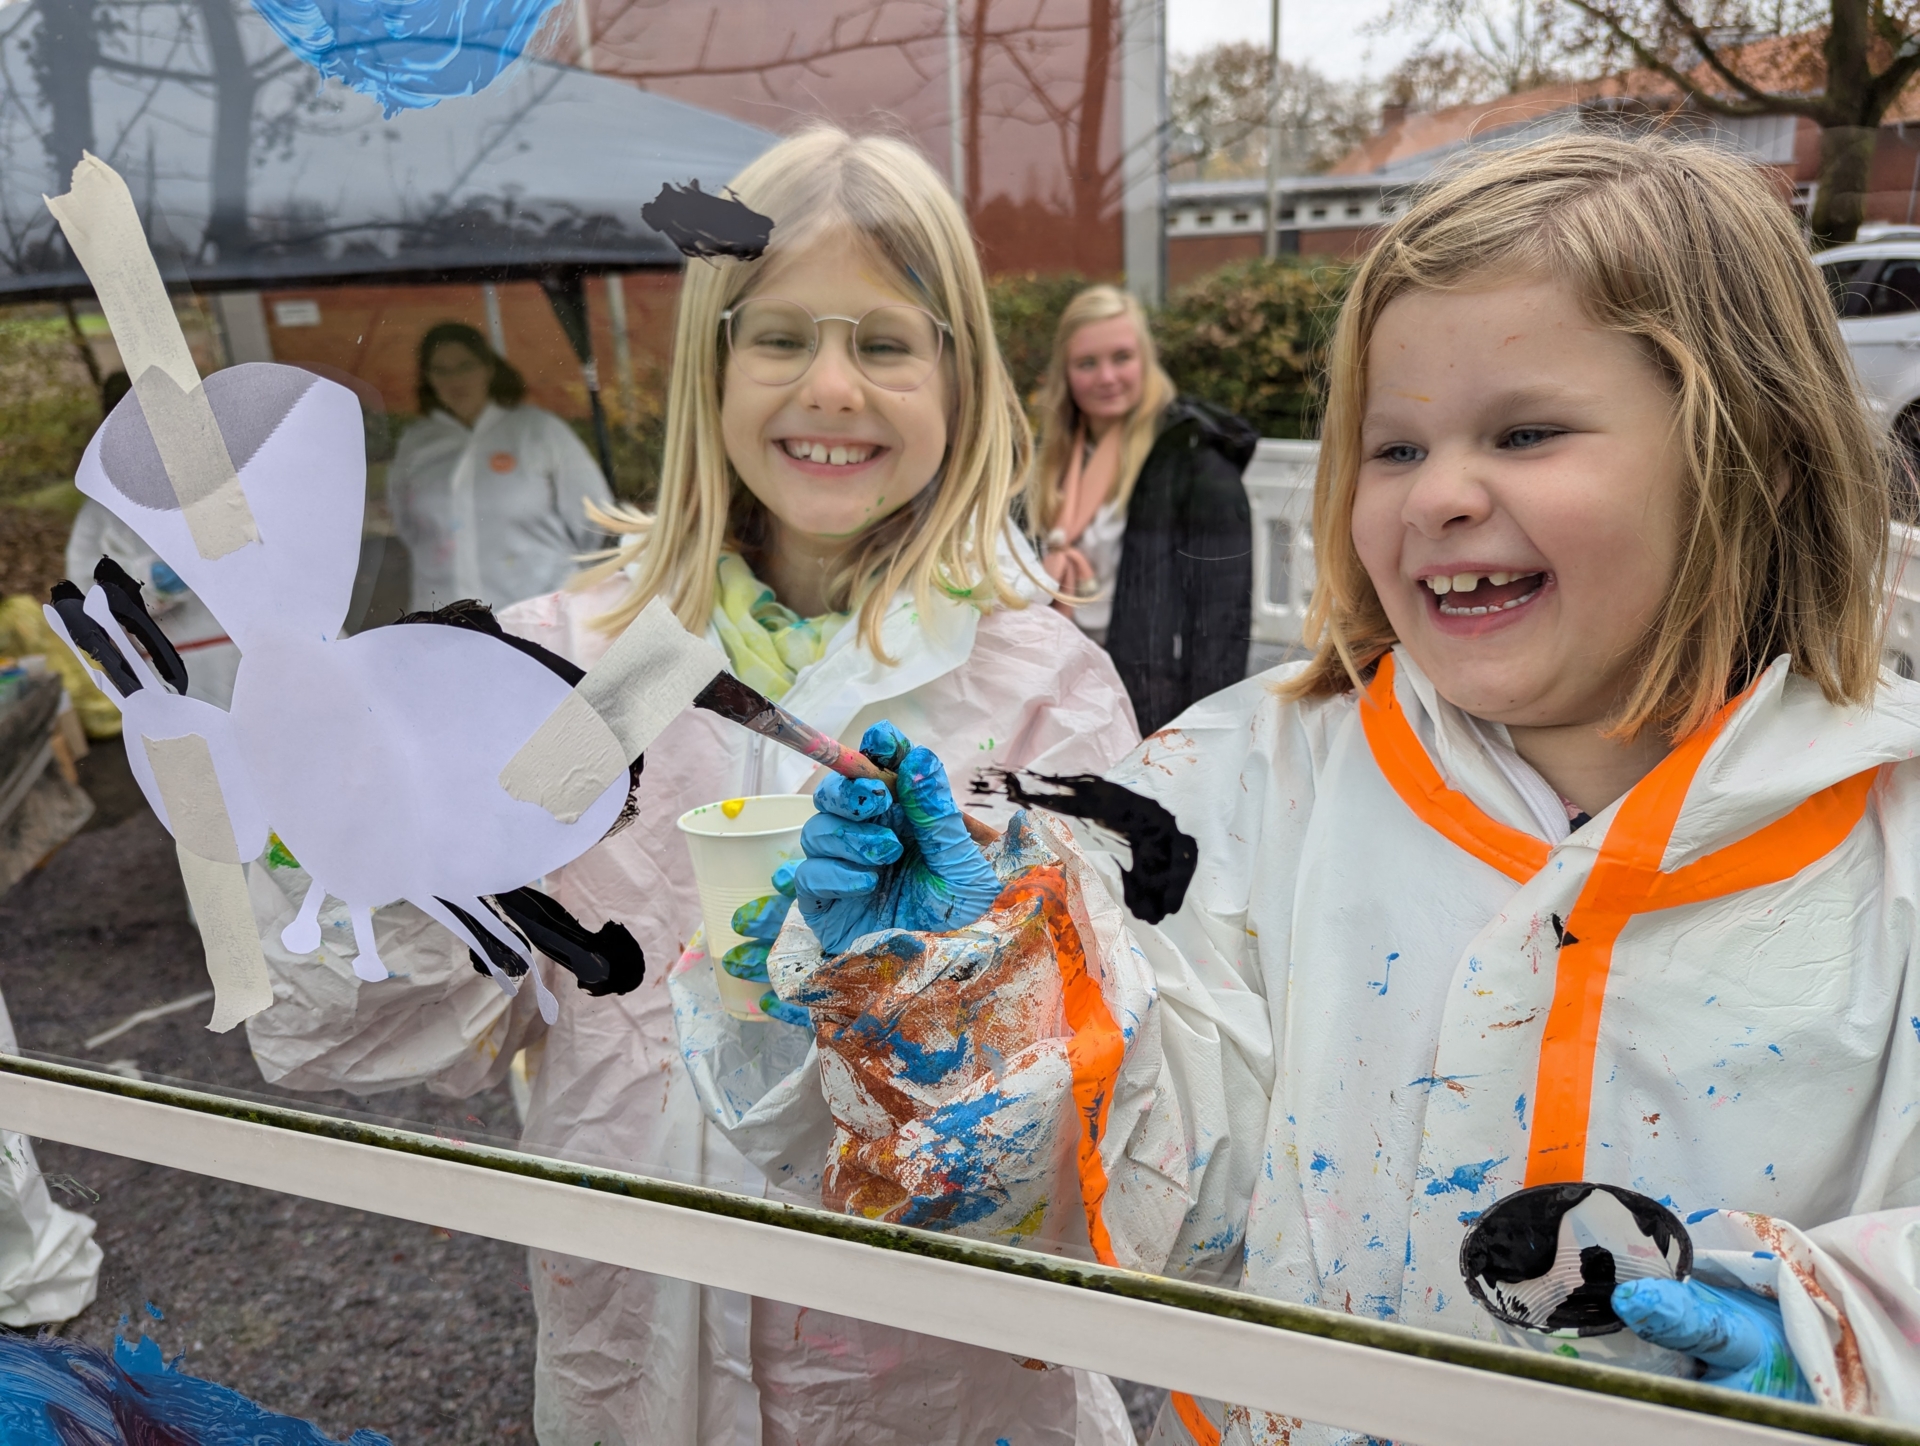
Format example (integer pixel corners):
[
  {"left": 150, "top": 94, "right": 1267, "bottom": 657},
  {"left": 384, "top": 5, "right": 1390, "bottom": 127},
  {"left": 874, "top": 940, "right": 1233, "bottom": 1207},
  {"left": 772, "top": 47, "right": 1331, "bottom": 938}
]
[{"left": 1166, "top": 0, "right": 1422, "bottom": 82}]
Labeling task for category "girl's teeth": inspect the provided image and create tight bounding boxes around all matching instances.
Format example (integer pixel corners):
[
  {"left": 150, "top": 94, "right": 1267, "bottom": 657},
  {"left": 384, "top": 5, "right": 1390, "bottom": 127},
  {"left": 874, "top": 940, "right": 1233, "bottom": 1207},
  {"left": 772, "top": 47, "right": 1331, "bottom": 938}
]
[
  {"left": 786, "top": 441, "right": 871, "bottom": 465},
  {"left": 1487, "top": 571, "right": 1512, "bottom": 586},
  {"left": 1451, "top": 572, "right": 1476, "bottom": 592},
  {"left": 1429, "top": 576, "right": 1452, "bottom": 595}
]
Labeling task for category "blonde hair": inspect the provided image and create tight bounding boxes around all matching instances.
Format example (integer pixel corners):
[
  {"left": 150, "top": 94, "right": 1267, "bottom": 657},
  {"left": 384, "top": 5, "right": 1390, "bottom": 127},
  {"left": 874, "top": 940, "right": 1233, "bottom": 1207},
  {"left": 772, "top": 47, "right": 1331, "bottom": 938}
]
[
  {"left": 1025, "top": 284, "right": 1177, "bottom": 535},
  {"left": 1284, "top": 132, "right": 1889, "bottom": 740},
  {"left": 579, "top": 125, "right": 1031, "bottom": 647}
]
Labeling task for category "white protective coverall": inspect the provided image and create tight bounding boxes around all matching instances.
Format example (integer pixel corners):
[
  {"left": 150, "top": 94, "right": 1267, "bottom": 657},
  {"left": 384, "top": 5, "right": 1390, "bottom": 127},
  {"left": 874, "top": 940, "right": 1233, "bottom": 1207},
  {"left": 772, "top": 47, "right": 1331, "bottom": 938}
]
[
  {"left": 0, "top": 992, "right": 100, "bottom": 1326},
  {"left": 242, "top": 573, "right": 1144, "bottom": 1446},
  {"left": 734, "top": 646, "right": 1920, "bottom": 1445},
  {"left": 386, "top": 402, "right": 613, "bottom": 614},
  {"left": 66, "top": 499, "right": 239, "bottom": 707}
]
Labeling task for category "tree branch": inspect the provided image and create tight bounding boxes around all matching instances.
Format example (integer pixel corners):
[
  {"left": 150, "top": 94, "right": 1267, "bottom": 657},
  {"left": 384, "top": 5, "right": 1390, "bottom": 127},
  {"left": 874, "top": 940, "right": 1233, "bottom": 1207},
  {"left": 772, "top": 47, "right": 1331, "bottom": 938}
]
[{"left": 1558, "top": 0, "right": 1817, "bottom": 119}]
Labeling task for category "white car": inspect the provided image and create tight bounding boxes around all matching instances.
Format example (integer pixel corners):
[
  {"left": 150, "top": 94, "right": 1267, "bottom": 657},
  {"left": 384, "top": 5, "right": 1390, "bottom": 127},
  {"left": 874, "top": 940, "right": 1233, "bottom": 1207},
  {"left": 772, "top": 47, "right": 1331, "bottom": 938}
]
[{"left": 1814, "top": 228, "right": 1920, "bottom": 506}]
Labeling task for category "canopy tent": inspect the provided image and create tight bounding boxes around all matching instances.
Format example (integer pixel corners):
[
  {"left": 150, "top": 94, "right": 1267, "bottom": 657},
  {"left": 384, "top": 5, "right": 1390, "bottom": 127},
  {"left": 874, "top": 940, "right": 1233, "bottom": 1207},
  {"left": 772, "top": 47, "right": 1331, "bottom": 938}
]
[
  {"left": 0, "top": 0, "right": 774, "bottom": 474},
  {"left": 0, "top": 0, "right": 777, "bottom": 299}
]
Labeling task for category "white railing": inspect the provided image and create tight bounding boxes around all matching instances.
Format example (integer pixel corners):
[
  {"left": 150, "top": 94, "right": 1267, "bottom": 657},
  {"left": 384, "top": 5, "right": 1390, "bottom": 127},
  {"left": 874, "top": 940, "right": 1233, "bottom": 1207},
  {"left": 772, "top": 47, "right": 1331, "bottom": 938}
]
[{"left": 1244, "top": 438, "right": 1318, "bottom": 672}]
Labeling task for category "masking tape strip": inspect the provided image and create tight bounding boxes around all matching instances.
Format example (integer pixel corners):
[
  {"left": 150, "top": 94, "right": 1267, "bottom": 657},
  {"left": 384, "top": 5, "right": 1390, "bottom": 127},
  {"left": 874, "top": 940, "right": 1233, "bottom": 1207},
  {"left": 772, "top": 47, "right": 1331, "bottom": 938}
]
[
  {"left": 143, "top": 733, "right": 242, "bottom": 863},
  {"left": 44, "top": 155, "right": 256, "bottom": 559},
  {"left": 499, "top": 692, "right": 628, "bottom": 825},
  {"left": 142, "top": 732, "right": 271, "bottom": 1032},
  {"left": 500, "top": 596, "right": 726, "bottom": 822},
  {"left": 173, "top": 845, "right": 274, "bottom": 1033}
]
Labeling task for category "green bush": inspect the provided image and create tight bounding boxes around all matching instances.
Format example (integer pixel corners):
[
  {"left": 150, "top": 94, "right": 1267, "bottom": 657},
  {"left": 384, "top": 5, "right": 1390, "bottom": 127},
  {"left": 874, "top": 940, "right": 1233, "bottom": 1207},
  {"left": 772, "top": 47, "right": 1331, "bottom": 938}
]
[
  {"left": 1157, "top": 257, "right": 1351, "bottom": 440},
  {"left": 0, "top": 309, "right": 101, "bottom": 502},
  {"left": 988, "top": 270, "right": 1090, "bottom": 408},
  {"left": 985, "top": 259, "right": 1350, "bottom": 442}
]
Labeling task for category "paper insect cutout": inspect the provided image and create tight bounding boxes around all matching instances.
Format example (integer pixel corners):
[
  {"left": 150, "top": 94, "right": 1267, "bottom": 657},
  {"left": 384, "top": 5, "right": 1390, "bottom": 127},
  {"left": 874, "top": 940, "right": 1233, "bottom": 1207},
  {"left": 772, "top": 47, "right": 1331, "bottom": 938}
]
[
  {"left": 41, "top": 155, "right": 726, "bottom": 1033},
  {"left": 251, "top": 0, "right": 567, "bottom": 116},
  {"left": 641, "top": 181, "right": 775, "bottom": 261},
  {"left": 1459, "top": 1182, "right": 1692, "bottom": 1336}
]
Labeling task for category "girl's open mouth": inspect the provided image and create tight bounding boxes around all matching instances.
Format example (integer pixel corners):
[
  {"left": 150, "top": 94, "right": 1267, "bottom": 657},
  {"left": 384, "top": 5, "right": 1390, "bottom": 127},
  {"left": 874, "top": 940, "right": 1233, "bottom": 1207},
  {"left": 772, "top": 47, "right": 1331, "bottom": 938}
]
[
  {"left": 779, "top": 438, "right": 887, "bottom": 469},
  {"left": 1423, "top": 570, "right": 1546, "bottom": 616}
]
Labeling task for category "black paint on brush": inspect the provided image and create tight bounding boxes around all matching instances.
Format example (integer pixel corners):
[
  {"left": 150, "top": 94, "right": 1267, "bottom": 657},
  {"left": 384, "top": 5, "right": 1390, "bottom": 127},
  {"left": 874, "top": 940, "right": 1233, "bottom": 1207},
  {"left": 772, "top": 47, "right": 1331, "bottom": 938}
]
[
  {"left": 440, "top": 895, "right": 532, "bottom": 980},
  {"left": 641, "top": 181, "right": 775, "bottom": 261},
  {"left": 92, "top": 555, "right": 188, "bottom": 693},
  {"left": 48, "top": 580, "right": 141, "bottom": 695},
  {"left": 488, "top": 886, "right": 646, "bottom": 996},
  {"left": 996, "top": 771, "right": 1198, "bottom": 925}
]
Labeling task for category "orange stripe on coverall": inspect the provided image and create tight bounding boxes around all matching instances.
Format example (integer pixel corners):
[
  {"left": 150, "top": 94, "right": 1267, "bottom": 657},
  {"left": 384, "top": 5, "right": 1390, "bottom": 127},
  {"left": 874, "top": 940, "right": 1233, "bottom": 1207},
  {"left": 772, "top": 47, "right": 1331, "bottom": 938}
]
[
  {"left": 1359, "top": 655, "right": 1879, "bottom": 1185},
  {"left": 1171, "top": 1389, "right": 1223, "bottom": 1445},
  {"left": 1001, "top": 868, "right": 1124, "bottom": 1268},
  {"left": 1005, "top": 872, "right": 1223, "bottom": 1440}
]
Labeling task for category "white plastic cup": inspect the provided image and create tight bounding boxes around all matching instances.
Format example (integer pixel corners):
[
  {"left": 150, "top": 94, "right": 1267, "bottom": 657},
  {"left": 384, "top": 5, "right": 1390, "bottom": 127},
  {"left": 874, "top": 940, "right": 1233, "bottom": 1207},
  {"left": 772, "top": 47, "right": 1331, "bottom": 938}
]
[{"left": 676, "top": 794, "right": 816, "bottom": 1021}]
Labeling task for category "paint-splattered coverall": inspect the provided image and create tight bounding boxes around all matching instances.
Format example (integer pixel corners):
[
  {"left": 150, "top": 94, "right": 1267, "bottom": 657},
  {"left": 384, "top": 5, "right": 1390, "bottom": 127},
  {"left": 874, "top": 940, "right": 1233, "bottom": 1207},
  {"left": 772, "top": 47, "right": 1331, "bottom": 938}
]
[
  {"left": 243, "top": 574, "right": 1145, "bottom": 1446},
  {"left": 0, "top": 990, "right": 99, "bottom": 1325},
  {"left": 729, "top": 646, "right": 1920, "bottom": 1444}
]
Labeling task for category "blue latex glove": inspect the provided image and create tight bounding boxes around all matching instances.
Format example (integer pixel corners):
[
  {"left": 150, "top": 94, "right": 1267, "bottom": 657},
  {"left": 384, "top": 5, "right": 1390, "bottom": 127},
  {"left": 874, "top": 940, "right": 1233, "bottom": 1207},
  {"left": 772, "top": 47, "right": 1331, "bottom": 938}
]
[
  {"left": 795, "top": 720, "right": 1002, "bottom": 954},
  {"left": 1613, "top": 1278, "right": 1815, "bottom": 1400},
  {"left": 149, "top": 560, "right": 187, "bottom": 596},
  {"left": 721, "top": 860, "right": 809, "bottom": 1027}
]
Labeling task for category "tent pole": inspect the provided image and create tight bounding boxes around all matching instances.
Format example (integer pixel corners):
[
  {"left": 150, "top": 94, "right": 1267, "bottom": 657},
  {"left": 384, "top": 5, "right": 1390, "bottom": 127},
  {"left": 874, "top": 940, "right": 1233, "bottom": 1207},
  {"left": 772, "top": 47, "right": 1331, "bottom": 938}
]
[{"left": 539, "top": 269, "right": 617, "bottom": 488}]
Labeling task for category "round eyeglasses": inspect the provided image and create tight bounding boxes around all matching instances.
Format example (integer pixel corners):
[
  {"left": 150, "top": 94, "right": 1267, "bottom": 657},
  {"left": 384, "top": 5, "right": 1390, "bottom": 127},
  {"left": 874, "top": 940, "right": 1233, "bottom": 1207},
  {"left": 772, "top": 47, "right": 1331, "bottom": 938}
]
[{"left": 721, "top": 298, "right": 951, "bottom": 392}]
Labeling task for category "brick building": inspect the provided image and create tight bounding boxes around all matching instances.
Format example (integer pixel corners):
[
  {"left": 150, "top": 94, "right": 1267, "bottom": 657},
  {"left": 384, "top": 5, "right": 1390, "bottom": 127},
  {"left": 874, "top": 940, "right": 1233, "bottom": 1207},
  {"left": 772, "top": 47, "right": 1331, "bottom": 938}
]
[{"left": 1166, "top": 52, "right": 1920, "bottom": 291}]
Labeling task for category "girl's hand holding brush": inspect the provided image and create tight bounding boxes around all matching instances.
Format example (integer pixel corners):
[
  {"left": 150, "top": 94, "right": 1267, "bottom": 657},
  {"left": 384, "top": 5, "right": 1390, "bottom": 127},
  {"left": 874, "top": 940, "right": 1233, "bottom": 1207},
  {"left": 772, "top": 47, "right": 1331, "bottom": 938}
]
[{"left": 794, "top": 721, "right": 1003, "bottom": 954}]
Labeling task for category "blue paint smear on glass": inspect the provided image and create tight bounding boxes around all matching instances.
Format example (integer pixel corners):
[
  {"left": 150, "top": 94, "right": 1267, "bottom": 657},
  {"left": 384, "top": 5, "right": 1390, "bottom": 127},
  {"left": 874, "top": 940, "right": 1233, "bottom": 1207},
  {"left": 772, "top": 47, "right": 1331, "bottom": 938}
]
[
  {"left": 144, "top": 1302, "right": 165, "bottom": 1321},
  {"left": 248, "top": 0, "right": 568, "bottom": 116},
  {"left": 0, "top": 1329, "right": 393, "bottom": 1444}
]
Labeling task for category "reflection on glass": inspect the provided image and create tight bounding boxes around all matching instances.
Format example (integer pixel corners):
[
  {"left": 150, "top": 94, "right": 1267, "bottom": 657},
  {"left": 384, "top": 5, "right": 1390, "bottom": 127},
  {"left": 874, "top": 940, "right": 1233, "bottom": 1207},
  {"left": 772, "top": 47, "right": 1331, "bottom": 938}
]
[{"left": 8, "top": 2, "right": 1911, "bottom": 1444}]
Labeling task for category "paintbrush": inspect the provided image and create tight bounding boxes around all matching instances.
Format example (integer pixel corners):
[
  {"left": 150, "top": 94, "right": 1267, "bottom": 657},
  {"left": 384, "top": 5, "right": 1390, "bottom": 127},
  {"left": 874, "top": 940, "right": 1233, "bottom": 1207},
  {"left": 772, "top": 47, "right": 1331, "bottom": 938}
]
[{"left": 692, "top": 672, "right": 1002, "bottom": 845}]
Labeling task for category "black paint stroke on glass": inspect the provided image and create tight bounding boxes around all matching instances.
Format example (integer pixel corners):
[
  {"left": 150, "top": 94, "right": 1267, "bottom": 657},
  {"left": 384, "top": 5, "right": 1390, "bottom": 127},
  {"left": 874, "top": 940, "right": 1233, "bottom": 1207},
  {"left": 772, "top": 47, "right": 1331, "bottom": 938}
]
[
  {"left": 487, "top": 885, "right": 645, "bottom": 996},
  {"left": 48, "top": 580, "right": 141, "bottom": 696},
  {"left": 991, "top": 770, "right": 1198, "bottom": 925},
  {"left": 92, "top": 555, "right": 188, "bottom": 694},
  {"left": 641, "top": 181, "right": 774, "bottom": 261},
  {"left": 441, "top": 895, "right": 533, "bottom": 980}
]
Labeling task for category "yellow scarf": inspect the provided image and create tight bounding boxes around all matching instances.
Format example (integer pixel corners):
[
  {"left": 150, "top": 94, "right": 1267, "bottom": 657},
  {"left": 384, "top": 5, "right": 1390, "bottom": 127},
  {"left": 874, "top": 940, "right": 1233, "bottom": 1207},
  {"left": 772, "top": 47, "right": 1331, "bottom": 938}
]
[{"left": 711, "top": 553, "right": 850, "bottom": 700}]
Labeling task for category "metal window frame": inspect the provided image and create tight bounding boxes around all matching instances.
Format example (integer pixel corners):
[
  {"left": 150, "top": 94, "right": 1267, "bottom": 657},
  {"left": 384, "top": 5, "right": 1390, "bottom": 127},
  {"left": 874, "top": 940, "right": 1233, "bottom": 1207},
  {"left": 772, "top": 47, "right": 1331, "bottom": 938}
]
[{"left": 1, "top": 1055, "right": 1912, "bottom": 1446}]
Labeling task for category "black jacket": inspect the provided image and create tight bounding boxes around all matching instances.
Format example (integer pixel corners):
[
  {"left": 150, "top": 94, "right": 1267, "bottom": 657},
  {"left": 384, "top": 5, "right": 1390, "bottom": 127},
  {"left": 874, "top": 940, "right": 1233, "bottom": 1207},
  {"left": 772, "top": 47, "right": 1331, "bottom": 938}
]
[{"left": 1105, "top": 397, "right": 1258, "bottom": 736}]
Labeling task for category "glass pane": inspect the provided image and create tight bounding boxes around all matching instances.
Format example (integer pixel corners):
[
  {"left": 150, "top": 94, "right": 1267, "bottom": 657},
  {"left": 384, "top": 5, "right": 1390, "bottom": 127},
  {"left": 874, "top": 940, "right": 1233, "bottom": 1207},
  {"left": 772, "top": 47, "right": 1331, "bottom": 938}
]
[
  {"left": 0, "top": 2, "right": 1911, "bottom": 1440},
  {"left": 0, "top": 1141, "right": 532, "bottom": 1440}
]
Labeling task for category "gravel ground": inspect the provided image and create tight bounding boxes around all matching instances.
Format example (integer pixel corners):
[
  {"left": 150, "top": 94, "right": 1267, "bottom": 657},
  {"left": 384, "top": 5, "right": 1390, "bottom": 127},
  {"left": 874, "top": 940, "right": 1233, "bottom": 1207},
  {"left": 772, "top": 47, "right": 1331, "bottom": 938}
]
[
  {"left": 0, "top": 738, "right": 538, "bottom": 1443},
  {"left": 0, "top": 738, "right": 1169, "bottom": 1444}
]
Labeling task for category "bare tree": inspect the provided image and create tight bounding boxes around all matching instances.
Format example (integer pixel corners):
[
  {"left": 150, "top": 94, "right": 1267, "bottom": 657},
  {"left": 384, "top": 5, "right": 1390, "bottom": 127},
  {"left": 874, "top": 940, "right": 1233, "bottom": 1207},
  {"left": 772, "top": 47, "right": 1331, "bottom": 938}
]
[
  {"left": 1371, "top": 0, "right": 1574, "bottom": 96},
  {"left": 1379, "top": 0, "right": 1920, "bottom": 246},
  {"left": 1169, "top": 42, "right": 1379, "bottom": 178},
  {"left": 1554, "top": 0, "right": 1915, "bottom": 245}
]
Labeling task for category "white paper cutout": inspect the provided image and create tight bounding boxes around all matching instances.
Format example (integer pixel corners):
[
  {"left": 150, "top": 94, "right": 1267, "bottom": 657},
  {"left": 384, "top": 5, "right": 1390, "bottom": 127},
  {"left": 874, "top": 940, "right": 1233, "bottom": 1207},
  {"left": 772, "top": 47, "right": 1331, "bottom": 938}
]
[{"left": 40, "top": 156, "right": 719, "bottom": 1024}]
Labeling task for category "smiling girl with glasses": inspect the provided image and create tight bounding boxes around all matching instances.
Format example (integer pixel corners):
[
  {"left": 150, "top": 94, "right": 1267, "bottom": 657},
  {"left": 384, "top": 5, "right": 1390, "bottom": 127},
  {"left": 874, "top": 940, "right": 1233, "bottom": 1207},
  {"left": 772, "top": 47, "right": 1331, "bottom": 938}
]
[{"left": 245, "top": 124, "right": 1146, "bottom": 1446}]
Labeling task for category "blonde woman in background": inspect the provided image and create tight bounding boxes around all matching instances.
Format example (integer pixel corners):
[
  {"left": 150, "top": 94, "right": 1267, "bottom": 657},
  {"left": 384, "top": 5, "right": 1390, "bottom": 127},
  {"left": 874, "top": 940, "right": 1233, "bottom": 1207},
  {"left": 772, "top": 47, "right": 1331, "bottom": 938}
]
[
  {"left": 1029, "top": 285, "right": 1257, "bottom": 733},
  {"left": 243, "top": 126, "right": 1141, "bottom": 1446}
]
